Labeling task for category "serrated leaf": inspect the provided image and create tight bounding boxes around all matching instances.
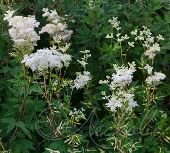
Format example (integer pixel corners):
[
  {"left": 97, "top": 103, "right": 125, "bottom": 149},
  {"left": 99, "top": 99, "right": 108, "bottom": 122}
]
[
  {"left": 8, "top": 88, "right": 19, "bottom": 97},
  {"left": 8, "top": 79, "right": 20, "bottom": 84},
  {"left": 47, "top": 140, "right": 66, "bottom": 152},
  {"left": 81, "top": 15, "right": 92, "bottom": 26},
  {"left": 22, "top": 139, "right": 35, "bottom": 150},
  {"left": 8, "top": 98, "right": 21, "bottom": 102},
  {"left": 7, "top": 122, "right": 16, "bottom": 133},
  {"left": 1, "top": 104, "right": 12, "bottom": 110},
  {"left": 14, "top": 143, "right": 22, "bottom": 153},
  {"left": 1, "top": 118, "right": 16, "bottom": 124},
  {"left": 29, "top": 83, "right": 42, "bottom": 94},
  {"left": 22, "top": 128, "right": 32, "bottom": 139},
  {"left": 34, "top": 101, "right": 46, "bottom": 111},
  {"left": 0, "top": 66, "right": 12, "bottom": 73},
  {"left": 16, "top": 121, "right": 32, "bottom": 139}
]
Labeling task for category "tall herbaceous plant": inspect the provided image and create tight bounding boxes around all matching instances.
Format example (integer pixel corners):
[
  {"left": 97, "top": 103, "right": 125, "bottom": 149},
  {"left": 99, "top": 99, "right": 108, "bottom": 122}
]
[
  {"left": 0, "top": 0, "right": 169, "bottom": 152},
  {"left": 2, "top": 8, "right": 92, "bottom": 152},
  {"left": 98, "top": 16, "right": 167, "bottom": 152}
]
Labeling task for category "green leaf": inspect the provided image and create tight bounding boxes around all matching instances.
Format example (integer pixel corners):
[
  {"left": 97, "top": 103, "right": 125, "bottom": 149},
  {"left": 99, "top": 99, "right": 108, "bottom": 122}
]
[
  {"left": 1, "top": 118, "right": 16, "bottom": 124},
  {"left": 1, "top": 104, "right": 12, "bottom": 110},
  {"left": 22, "top": 139, "right": 35, "bottom": 150},
  {"left": 12, "top": 139, "right": 35, "bottom": 153},
  {"left": 47, "top": 140, "right": 67, "bottom": 152},
  {"left": 7, "top": 122, "right": 16, "bottom": 133},
  {"left": 64, "top": 93, "right": 70, "bottom": 103},
  {"left": 14, "top": 143, "right": 22, "bottom": 153},
  {"left": 81, "top": 15, "right": 93, "bottom": 26},
  {"left": 29, "top": 83, "right": 42, "bottom": 94},
  {"left": 8, "top": 88, "right": 19, "bottom": 97},
  {"left": 0, "top": 66, "right": 12, "bottom": 73},
  {"left": 8, "top": 79, "right": 20, "bottom": 84},
  {"left": 9, "top": 98, "right": 21, "bottom": 102},
  {"left": 16, "top": 121, "right": 32, "bottom": 139}
]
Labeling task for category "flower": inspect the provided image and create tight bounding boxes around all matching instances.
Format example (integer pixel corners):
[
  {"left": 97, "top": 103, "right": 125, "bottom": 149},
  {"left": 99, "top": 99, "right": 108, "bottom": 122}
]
[
  {"left": 144, "top": 43, "right": 160, "bottom": 59},
  {"left": 144, "top": 64, "right": 153, "bottom": 74},
  {"left": 131, "top": 29, "right": 138, "bottom": 35},
  {"left": 106, "top": 33, "right": 113, "bottom": 38},
  {"left": 105, "top": 95, "right": 123, "bottom": 111},
  {"left": 4, "top": 10, "right": 40, "bottom": 55},
  {"left": 69, "top": 108, "right": 85, "bottom": 121},
  {"left": 41, "top": 8, "right": 73, "bottom": 41},
  {"left": 109, "top": 62, "right": 136, "bottom": 88},
  {"left": 3, "top": 10, "right": 15, "bottom": 21},
  {"left": 108, "top": 17, "right": 121, "bottom": 30},
  {"left": 146, "top": 72, "right": 166, "bottom": 85},
  {"left": 21, "top": 48, "right": 71, "bottom": 71},
  {"left": 128, "top": 42, "right": 135, "bottom": 47},
  {"left": 156, "top": 34, "right": 164, "bottom": 41},
  {"left": 77, "top": 50, "right": 91, "bottom": 68},
  {"left": 73, "top": 71, "right": 91, "bottom": 89}
]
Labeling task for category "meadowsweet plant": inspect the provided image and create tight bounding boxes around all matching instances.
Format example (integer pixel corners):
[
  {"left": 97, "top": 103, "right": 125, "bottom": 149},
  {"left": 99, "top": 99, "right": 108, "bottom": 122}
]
[
  {"left": 95, "top": 16, "right": 167, "bottom": 152},
  {"left": 2, "top": 6, "right": 95, "bottom": 152},
  {"left": 1, "top": 1, "right": 170, "bottom": 153}
]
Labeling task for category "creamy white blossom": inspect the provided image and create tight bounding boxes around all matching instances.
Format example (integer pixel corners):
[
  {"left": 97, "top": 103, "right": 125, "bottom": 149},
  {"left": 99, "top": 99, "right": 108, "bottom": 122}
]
[
  {"left": 146, "top": 72, "right": 166, "bottom": 85},
  {"left": 45, "top": 148, "right": 60, "bottom": 153},
  {"left": 101, "top": 62, "right": 137, "bottom": 112},
  {"left": 77, "top": 50, "right": 91, "bottom": 67},
  {"left": 41, "top": 8, "right": 73, "bottom": 41},
  {"left": 106, "top": 95, "right": 123, "bottom": 112},
  {"left": 69, "top": 108, "right": 85, "bottom": 120},
  {"left": 144, "top": 64, "right": 153, "bottom": 74},
  {"left": 73, "top": 71, "right": 91, "bottom": 89},
  {"left": 4, "top": 10, "right": 15, "bottom": 21},
  {"left": 21, "top": 48, "right": 71, "bottom": 71},
  {"left": 128, "top": 42, "right": 135, "bottom": 47},
  {"left": 144, "top": 43, "right": 160, "bottom": 59},
  {"left": 108, "top": 17, "right": 121, "bottom": 30},
  {"left": 109, "top": 62, "right": 136, "bottom": 88},
  {"left": 131, "top": 29, "right": 138, "bottom": 35},
  {"left": 77, "top": 60, "right": 88, "bottom": 67},
  {"left": 4, "top": 10, "right": 40, "bottom": 54},
  {"left": 133, "top": 26, "right": 163, "bottom": 60},
  {"left": 156, "top": 34, "right": 164, "bottom": 41},
  {"left": 106, "top": 33, "right": 113, "bottom": 38}
]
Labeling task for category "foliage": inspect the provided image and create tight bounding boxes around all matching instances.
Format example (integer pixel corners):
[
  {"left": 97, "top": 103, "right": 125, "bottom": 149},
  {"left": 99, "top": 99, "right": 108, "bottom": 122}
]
[{"left": 0, "top": 0, "right": 170, "bottom": 153}]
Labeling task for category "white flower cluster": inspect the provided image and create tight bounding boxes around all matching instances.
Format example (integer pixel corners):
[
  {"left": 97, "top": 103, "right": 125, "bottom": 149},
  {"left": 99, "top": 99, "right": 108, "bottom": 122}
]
[
  {"left": 144, "top": 64, "right": 153, "bottom": 74},
  {"left": 108, "top": 17, "right": 121, "bottom": 30},
  {"left": 69, "top": 108, "right": 85, "bottom": 121},
  {"left": 130, "top": 26, "right": 167, "bottom": 85},
  {"left": 104, "top": 90, "right": 138, "bottom": 112},
  {"left": 109, "top": 62, "right": 136, "bottom": 89},
  {"left": 116, "top": 34, "right": 129, "bottom": 43},
  {"left": 100, "top": 62, "right": 138, "bottom": 112},
  {"left": 4, "top": 10, "right": 40, "bottom": 53},
  {"left": 77, "top": 50, "right": 91, "bottom": 67},
  {"left": 73, "top": 71, "right": 91, "bottom": 89},
  {"left": 144, "top": 64, "right": 166, "bottom": 85},
  {"left": 131, "top": 26, "right": 164, "bottom": 60},
  {"left": 106, "top": 17, "right": 131, "bottom": 44},
  {"left": 21, "top": 48, "right": 71, "bottom": 71},
  {"left": 145, "top": 72, "right": 166, "bottom": 85},
  {"left": 39, "top": 8, "right": 73, "bottom": 41}
]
